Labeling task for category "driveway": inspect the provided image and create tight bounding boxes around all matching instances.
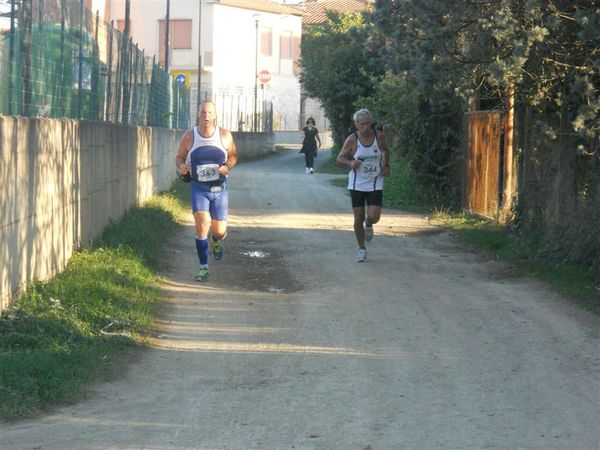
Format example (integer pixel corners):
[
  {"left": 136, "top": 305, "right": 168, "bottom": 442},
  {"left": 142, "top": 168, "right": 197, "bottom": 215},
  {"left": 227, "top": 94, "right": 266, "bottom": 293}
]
[{"left": 1, "top": 148, "right": 598, "bottom": 449}]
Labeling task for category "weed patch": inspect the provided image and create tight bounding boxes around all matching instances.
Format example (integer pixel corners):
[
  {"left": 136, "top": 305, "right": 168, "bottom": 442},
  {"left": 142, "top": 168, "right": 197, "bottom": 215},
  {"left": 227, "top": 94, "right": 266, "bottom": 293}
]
[{"left": 0, "top": 185, "right": 188, "bottom": 421}]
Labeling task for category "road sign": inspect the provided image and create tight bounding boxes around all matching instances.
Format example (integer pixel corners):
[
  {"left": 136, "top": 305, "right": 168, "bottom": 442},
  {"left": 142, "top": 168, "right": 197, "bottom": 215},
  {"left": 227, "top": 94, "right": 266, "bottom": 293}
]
[
  {"left": 172, "top": 70, "right": 191, "bottom": 88},
  {"left": 258, "top": 70, "right": 271, "bottom": 84}
]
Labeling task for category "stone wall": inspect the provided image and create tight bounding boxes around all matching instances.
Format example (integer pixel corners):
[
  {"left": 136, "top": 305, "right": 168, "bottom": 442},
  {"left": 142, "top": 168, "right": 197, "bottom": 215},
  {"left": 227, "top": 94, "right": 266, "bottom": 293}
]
[{"left": 0, "top": 116, "right": 274, "bottom": 312}]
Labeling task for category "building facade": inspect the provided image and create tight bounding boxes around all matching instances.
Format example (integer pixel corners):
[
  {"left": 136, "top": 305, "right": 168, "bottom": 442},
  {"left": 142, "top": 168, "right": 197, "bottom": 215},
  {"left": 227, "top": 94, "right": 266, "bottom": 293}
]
[{"left": 106, "top": 0, "right": 303, "bottom": 131}]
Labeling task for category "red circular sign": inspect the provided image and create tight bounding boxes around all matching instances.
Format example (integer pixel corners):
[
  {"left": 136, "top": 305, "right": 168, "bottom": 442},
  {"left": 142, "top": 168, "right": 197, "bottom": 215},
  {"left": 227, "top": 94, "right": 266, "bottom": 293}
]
[{"left": 258, "top": 70, "right": 271, "bottom": 84}]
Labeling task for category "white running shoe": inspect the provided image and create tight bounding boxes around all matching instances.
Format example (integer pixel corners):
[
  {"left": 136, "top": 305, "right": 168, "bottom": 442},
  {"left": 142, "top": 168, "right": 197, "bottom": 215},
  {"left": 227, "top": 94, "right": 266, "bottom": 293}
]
[
  {"left": 365, "top": 222, "right": 374, "bottom": 242},
  {"left": 355, "top": 247, "right": 367, "bottom": 262},
  {"left": 309, "top": 168, "right": 314, "bottom": 174},
  {"left": 305, "top": 167, "right": 310, "bottom": 174}
]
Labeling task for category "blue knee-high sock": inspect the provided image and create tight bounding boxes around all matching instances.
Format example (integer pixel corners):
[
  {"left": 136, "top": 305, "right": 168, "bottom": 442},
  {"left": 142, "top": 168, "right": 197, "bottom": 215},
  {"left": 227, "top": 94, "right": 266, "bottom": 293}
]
[{"left": 195, "top": 237, "right": 209, "bottom": 267}]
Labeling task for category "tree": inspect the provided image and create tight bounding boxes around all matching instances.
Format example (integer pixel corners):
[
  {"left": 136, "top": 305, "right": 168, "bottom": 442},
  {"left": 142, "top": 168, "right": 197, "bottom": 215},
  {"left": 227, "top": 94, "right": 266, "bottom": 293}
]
[
  {"left": 369, "top": 0, "right": 600, "bottom": 269},
  {"left": 299, "top": 11, "right": 382, "bottom": 149},
  {"left": 371, "top": 0, "right": 599, "bottom": 148}
]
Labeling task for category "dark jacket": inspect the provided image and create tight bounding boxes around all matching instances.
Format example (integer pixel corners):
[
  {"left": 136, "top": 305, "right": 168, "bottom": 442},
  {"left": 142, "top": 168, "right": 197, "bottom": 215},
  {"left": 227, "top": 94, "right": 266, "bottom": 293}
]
[{"left": 300, "top": 127, "right": 319, "bottom": 153}]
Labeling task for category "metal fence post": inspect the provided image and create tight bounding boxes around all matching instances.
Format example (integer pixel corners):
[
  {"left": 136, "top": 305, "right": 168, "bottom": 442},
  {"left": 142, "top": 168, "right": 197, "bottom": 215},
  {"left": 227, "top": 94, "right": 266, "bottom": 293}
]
[
  {"left": 77, "top": 0, "right": 84, "bottom": 119},
  {"left": 7, "top": 0, "right": 16, "bottom": 115},
  {"left": 106, "top": 23, "right": 114, "bottom": 122},
  {"left": 21, "top": 0, "right": 32, "bottom": 116}
]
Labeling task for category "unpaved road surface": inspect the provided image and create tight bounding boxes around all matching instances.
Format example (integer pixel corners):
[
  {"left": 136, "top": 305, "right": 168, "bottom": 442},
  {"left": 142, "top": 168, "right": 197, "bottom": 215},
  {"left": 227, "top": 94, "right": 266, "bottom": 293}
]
[{"left": 1, "top": 149, "right": 599, "bottom": 450}]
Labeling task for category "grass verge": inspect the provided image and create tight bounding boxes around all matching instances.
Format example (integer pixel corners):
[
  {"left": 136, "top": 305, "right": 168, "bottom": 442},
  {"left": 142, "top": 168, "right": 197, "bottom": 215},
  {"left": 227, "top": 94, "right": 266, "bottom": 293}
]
[
  {"left": 432, "top": 211, "right": 599, "bottom": 312},
  {"left": 375, "top": 155, "right": 598, "bottom": 311},
  {"left": 382, "top": 159, "right": 439, "bottom": 213},
  {"left": 0, "top": 184, "right": 188, "bottom": 421}
]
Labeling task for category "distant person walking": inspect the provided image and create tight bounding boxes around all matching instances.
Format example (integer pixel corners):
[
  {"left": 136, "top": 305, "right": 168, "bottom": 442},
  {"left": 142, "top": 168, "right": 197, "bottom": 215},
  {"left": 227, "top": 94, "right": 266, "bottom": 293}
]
[
  {"left": 175, "top": 101, "right": 238, "bottom": 282},
  {"left": 299, "top": 117, "right": 321, "bottom": 174},
  {"left": 336, "top": 108, "right": 390, "bottom": 262}
]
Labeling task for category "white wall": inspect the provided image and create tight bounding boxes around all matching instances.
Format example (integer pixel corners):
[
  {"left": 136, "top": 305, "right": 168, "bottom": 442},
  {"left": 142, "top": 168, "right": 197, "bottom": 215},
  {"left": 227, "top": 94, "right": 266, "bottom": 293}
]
[
  {"left": 107, "top": 0, "right": 163, "bottom": 56},
  {"left": 302, "top": 97, "right": 329, "bottom": 131},
  {"left": 212, "top": 6, "right": 257, "bottom": 91},
  {"left": 212, "top": 5, "right": 302, "bottom": 130},
  {"left": 106, "top": 0, "right": 303, "bottom": 131}
]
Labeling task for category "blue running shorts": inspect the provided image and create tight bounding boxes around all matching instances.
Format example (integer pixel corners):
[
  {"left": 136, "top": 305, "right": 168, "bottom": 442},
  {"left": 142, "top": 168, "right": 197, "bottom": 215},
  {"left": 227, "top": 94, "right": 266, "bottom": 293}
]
[{"left": 190, "top": 181, "right": 229, "bottom": 220}]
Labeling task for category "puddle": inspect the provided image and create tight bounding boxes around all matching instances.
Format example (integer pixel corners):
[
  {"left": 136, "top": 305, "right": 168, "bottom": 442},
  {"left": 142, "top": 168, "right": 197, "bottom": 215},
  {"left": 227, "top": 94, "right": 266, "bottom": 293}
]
[
  {"left": 266, "top": 287, "right": 285, "bottom": 293},
  {"left": 239, "top": 250, "right": 271, "bottom": 258}
]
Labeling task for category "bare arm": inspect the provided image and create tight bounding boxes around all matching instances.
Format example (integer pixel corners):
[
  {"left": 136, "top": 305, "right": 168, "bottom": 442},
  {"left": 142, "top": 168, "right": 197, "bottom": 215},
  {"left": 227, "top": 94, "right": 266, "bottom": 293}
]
[
  {"left": 316, "top": 129, "right": 322, "bottom": 148},
  {"left": 219, "top": 128, "right": 238, "bottom": 176},
  {"left": 175, "top": 131, "right": 193, "bottom": 174},
  {"left": 377, "top": 130, "right": 391, "bottom": 177},
  {"left": 336, "top": 134, "right": 360, "bottom": 171}
]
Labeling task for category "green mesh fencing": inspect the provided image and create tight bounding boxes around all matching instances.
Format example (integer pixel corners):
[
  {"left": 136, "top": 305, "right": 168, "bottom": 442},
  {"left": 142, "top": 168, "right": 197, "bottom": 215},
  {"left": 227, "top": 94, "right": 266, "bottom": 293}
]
[{"left": 0, "top": 0, "right": 189, "bottom": 129}]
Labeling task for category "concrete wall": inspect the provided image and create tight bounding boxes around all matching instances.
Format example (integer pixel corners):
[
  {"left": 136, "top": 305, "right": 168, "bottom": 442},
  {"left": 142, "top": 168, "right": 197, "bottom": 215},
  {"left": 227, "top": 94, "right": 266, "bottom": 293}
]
[
  {"left": 233, "top": 131, "right": 275, "bottom": 161},
  {"left": 0, "top": 115, "right": 274, "bottom": 312}
]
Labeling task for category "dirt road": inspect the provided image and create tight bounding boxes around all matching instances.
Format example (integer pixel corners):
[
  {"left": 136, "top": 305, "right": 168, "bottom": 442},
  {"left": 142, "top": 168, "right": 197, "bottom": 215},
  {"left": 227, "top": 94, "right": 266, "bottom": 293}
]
[{"left": 1, "top": 149, "right": 599, "bottom": 450}]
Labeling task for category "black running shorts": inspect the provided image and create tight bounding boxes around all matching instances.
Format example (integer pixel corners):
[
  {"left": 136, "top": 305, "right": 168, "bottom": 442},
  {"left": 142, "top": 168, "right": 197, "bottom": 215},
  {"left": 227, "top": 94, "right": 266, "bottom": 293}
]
[{"left": 350, "top": 189, "right": 383, "bottom": 208}]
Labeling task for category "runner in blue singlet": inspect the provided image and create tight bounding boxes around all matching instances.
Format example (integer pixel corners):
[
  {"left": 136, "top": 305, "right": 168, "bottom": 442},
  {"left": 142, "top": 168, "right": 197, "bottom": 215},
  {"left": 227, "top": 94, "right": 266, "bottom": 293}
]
[{"left": 176, "top": 101, "right": 238, "bottom": 282}]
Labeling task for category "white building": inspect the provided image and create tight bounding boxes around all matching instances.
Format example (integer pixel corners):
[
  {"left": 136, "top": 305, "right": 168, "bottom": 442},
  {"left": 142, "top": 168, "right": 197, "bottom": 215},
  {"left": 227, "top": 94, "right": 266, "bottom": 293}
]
[{"left": 106, "top": 0, "right": 303, "bottom": 131}]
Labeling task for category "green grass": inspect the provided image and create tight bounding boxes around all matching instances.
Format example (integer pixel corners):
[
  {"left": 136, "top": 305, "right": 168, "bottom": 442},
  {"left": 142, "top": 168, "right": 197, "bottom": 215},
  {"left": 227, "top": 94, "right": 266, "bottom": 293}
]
[
  {"left": 382, "top": 159, "right": 439, "bottom": 213},
  {"left": 318, "top": 152, "right": 346, "bottom": 175},
  {"left": 0, "top": 184, "right": 189, "bottom": 421}
]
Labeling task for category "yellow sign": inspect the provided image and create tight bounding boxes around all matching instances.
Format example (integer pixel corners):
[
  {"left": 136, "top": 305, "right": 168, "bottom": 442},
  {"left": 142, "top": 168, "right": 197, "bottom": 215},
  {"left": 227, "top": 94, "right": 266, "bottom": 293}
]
[{"left": 172, "top": 70, "right": 191, "bottom": 88}]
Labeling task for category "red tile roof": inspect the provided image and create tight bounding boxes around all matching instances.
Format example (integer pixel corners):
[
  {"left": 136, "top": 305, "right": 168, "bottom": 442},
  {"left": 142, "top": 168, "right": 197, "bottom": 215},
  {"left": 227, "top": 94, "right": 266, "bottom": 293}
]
[
  {"left": 217, "top": 0, "right": 303, "bottom": 17},
  {"left": 302, "top": 0, "right": 373, "bottom": 25}
]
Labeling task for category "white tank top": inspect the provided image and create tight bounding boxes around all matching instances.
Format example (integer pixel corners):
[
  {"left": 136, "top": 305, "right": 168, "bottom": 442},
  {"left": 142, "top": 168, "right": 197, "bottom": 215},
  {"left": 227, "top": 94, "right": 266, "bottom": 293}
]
[
  {"left": 348, "top": 132, "right": 383, "bottom": 191},
  {"left": 185, "top": 127, "right": 228, "bottom": 184}
]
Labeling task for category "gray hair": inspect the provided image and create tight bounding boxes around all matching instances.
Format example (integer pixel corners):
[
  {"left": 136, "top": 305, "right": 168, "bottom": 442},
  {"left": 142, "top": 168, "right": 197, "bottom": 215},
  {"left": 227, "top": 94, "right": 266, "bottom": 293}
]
[{"left": 353, "top": 108, "right": 373, "bottom": 123}]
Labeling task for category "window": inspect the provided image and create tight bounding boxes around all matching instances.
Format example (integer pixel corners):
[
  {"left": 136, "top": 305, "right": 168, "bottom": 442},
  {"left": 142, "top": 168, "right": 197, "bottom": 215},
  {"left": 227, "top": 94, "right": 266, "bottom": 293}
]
[
  {"left": 158, "top": 19, "right": 192, "bottom": 65},
  {"left": 260, "top": 27, "right": 272, "bottom": 56},
  {"left": 171, "top": 20, "right": 192, "bottom": 49},
  {"left": 280, "top": 31, "right": 292, "bottom": 60}
]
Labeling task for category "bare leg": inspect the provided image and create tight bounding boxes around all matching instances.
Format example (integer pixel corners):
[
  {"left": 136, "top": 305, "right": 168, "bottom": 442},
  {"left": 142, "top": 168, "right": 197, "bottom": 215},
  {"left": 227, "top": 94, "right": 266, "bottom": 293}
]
[
  {"left": 193, "top": 211, "right": 211, "bottom": 239},
  {"left": 353, "top": 206, "right": 366, "bottom": 248},
  {"left": 366, "top": 205, "right": 382, "bottom": 226},
  {"left": 210, "top": 219, "right": 227, "bottom": 240}
]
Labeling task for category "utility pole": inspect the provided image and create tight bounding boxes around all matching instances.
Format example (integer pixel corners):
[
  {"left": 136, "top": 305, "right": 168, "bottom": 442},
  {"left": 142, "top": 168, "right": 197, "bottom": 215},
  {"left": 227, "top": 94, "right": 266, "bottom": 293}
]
[
  {"left": 165, "top": 0, "right": 170, "bottom": 72},
  {"left": 196, "top": 0, "right": 202, "bottom": 114},
  {"left": 253, "top": 15, "right": 259, "bottom": 132}
]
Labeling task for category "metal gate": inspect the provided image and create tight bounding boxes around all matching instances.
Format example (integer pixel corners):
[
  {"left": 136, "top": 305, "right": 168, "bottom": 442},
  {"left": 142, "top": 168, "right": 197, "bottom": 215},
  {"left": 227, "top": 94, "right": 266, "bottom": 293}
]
[{"left": 464, "top": 110, "right": 503, "bottom": 219}]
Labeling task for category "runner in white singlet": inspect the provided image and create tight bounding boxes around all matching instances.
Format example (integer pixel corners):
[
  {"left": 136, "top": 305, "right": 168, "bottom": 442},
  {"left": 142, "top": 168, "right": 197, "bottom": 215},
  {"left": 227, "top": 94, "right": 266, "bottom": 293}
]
[
  {"left": 336, "top": 109, "right": 391, "bottom": 262},
  {"left": 348, "top": 131, "right": 384, "bottom": 192}
]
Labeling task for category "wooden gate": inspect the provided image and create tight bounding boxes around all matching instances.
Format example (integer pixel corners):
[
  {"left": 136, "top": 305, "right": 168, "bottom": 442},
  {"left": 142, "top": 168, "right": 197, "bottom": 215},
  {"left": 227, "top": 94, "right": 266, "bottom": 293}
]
[{"left": 464, "top": 110, "right": 503, "bottom": 219}]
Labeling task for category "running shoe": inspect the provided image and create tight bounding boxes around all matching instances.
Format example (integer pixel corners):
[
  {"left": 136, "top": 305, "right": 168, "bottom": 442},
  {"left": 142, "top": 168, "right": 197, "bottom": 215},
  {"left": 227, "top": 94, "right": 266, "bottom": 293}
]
[
  {"left": 355, "top": 247, "right": 367, "bottom": 262},
  {"left": 211, "top": 238, "right": 224, "bottom": 260},
  {"left": 195, "top": 267, "right": 209, "bottom": 282},
  {"left": 309, "top": 168, "right": 314, "bottom": 174},
  {"left": 365, "top": 221, "right": 374, "bottom": 242}
]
